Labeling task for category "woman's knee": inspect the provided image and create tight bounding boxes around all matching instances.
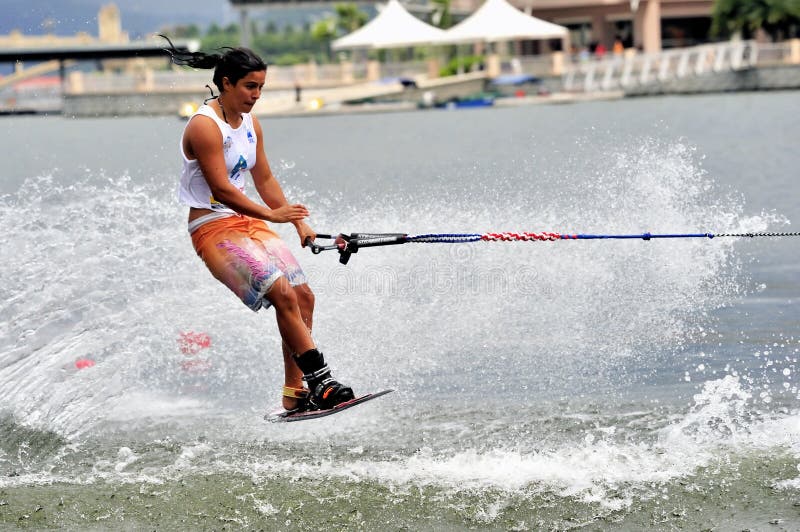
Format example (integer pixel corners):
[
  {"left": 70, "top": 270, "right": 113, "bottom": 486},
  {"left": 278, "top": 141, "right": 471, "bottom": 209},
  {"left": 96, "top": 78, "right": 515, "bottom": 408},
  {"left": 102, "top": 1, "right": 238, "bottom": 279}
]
[
  {"left": 266, "top": 278, "right": 299, "bottom": 311},
  {"left": 294, "top": 284, "right": 315, "bottom": 314}
]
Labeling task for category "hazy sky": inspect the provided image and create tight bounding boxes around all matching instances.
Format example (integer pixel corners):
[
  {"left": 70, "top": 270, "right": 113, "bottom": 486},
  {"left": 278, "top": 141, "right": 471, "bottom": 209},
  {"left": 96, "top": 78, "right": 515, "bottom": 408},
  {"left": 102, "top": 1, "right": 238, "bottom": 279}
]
[{"left": 1, "top": 0, "right": 234, "bottom": 36}]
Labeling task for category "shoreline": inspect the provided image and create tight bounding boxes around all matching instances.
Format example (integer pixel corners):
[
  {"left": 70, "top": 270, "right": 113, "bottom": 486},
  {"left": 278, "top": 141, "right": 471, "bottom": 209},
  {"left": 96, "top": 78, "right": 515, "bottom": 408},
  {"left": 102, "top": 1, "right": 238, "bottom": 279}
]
[
  {"left": 0, "top": 90, "right": 628, "bottom": 118},
  {"left": 260, "top": 90, "right": 626, "bottom": 119},
  {"left": 2, "top": 84, "right": 798, "bottom": 119}
]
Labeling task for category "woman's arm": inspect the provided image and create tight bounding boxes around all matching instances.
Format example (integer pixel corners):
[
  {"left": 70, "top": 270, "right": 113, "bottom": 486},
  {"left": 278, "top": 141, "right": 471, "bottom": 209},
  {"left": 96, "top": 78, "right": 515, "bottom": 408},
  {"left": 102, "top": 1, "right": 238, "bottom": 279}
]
[
  {"left": 186, "top": 115, "right": 308, "bottom": 223},
  {"left": 250, "top": 116, "right": 316, "bottom": 245}
]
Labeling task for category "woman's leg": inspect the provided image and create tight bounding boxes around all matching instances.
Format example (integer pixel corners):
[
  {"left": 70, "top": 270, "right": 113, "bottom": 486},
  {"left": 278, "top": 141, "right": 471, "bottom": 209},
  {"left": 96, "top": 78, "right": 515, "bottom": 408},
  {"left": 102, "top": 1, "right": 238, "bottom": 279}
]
[
  {"left": 268, "top": 279, "right": 351, "bottom": 410},
  {"left": 189, "top": 218, "right": 341, "bottom": 408},
  {"left": 294, "top": 283, "right": 315, "bottom": 333},
  {"left": 266, "top": 278, "right": 314, "bottom": 358},
  {"left": 280, "top": 284, "right": 315, "bottom": 408}
]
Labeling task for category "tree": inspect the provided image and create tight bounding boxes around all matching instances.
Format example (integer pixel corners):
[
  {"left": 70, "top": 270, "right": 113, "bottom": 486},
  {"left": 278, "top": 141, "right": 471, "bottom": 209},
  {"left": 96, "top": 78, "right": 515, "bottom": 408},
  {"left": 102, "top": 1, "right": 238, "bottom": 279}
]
[
  {"left": 711, "top": 0, "right": 800, "bottom": 40},
  {"left": 253, "top": 22, "right": 327, "bottom": 65},
  {"left": 311, "top": 3, "right": 369, "bottom": 59},
  {"left": 333, "top": 3, "right": 369, "bottom": 33},
  {"left": 165, "top": 24, "right": 201, "bottom": 39},
  {"left": 430, "top": 0, "right": 453, "bottom": 29},
  {"left": 202, "top": 23, "right": 240, "bottom": 50},
  {"left": 310, "top": 2, "right": 368, "bottom": 41},
  {"left": 312, "top": 19, "right": 337, "bottom": 42}
]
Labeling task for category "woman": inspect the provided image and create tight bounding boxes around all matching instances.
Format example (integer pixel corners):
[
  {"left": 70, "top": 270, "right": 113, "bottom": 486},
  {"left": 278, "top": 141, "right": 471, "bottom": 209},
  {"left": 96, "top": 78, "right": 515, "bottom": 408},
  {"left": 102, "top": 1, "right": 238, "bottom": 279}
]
[{"left": 166, "top": 41, "right": 353, "bottom": 413}]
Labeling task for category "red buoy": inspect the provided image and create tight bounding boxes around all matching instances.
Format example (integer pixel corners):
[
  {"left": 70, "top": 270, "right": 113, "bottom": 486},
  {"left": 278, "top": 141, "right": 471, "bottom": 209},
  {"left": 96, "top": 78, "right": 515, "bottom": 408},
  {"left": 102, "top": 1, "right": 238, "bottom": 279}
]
[
  {"left": 75, "top": 358, "right": 95, "bottom": 370},
  {"left": 178, "top": 331, "right": 212, "bottom": 355}
]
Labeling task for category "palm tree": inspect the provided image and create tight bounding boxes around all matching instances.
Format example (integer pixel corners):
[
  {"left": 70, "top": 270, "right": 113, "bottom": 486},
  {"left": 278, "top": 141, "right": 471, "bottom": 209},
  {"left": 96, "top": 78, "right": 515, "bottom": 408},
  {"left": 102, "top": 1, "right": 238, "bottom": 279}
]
[{"left": 711, "top": 0, "right": 800, "bottom": 41}]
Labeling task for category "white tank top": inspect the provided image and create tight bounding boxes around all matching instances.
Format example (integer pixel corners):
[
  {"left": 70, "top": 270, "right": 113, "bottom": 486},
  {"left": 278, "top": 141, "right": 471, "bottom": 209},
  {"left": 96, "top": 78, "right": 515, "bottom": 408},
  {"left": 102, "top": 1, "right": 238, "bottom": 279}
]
[{"left": 178, "top": 104, "right": 258, "bottom": 214}]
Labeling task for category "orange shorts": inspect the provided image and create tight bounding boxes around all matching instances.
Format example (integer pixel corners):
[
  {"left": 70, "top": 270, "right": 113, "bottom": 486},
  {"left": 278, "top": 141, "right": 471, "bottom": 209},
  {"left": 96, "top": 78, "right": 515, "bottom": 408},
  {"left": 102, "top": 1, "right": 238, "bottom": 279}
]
[{"left": 190, "top": 215, "right": 308, "bottom": 311}]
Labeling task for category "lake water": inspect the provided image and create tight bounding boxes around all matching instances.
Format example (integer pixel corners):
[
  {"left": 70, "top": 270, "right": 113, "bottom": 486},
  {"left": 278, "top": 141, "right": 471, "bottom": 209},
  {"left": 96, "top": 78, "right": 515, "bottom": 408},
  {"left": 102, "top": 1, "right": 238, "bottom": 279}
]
[{"left": 1, "top": 91, "right": 800, "bottom": 530}]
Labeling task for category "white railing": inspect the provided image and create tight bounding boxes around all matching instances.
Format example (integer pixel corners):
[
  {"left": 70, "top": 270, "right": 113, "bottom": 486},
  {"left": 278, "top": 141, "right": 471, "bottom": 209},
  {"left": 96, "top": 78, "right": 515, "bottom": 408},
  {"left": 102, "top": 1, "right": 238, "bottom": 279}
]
[
  {"left": 563, "top": 40, "right": 766, "bottom": 92},
  {"left": 379, "top": 61, "right": 428, "bottom": 79},
  {"left": 753, "top": 41, "right": 794, "bottom": 65}
]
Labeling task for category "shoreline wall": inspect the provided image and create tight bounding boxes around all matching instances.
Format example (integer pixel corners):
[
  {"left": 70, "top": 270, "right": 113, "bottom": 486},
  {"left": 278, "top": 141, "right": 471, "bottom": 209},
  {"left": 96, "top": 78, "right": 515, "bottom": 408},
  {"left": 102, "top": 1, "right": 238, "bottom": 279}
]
[
  {"left": 63, "top": 90, "right": 204, "bottom": 117},
  {"left": 625, "top": 64, "right": 800, "bottom": 96},
  {"left": 34, "top": 63, "right": 800, "bottom": 117}
]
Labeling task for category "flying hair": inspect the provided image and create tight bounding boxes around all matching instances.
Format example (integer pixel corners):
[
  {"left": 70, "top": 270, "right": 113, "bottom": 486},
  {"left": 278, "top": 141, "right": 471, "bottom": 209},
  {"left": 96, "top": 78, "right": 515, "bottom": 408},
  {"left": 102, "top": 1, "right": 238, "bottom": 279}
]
[
  {"left": 159, "top": 34, "right": 267, "bottom": 93},
  {"left": 160, "top": 34, "right": 221, "bottom": 68}
]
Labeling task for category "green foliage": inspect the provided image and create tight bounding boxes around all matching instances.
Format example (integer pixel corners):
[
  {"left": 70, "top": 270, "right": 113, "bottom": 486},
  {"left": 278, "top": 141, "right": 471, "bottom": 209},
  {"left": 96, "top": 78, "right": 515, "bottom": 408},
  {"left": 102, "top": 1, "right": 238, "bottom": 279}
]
[
  {"left": 271, "top": 52, "right": 315, "bottom": 66},
  {"left": 310, "top": 3, "right": 369, "bottom": 60},
  {"left": 185, "top": 5, "right": 369, "bottom": 66},
  {"left": 439, "top": 55, "right": 485, "bottom": 76},
  {"left": 711, "top": 0, "right": 800, "bottom": 40},
  {"left": 201, "top": 22, "right": 240, "bottom": 50},
  {"left": 311, "top": 3, "right": 369, "bottom": 43},
  {"left": 252, "top": 29, "right": 327, "bottom": 64},
  {"left": 430, "top": 0, "right": 453, "bottom": 29},
  {"left": 191, "top": 18, "right": 327, "bottom": 65},
  {"left": 166, "top": 24, "right": 201, "bottom": 38},
  {"left": 311, "top": 3, "right": 369, "bottom": 42},
  {"left": 335, "top": 3, "right": 369, "bottom": 33},
  {"left": 311, "top": 19, "right": 337, "bottom": 42}
]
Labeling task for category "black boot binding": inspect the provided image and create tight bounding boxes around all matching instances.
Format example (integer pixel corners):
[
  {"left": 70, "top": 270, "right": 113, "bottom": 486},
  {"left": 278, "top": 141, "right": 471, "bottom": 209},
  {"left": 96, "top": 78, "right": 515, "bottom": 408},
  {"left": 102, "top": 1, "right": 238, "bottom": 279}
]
[{"left": 294, "top": 349, "right": 354, "bottom": 410}]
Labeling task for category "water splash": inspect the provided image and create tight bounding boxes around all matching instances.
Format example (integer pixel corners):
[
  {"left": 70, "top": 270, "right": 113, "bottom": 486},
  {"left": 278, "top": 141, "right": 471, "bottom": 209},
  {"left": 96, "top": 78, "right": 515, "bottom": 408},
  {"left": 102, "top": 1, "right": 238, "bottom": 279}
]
[{"left": 0, "top": 136, "right": 785, "bottom": 441}]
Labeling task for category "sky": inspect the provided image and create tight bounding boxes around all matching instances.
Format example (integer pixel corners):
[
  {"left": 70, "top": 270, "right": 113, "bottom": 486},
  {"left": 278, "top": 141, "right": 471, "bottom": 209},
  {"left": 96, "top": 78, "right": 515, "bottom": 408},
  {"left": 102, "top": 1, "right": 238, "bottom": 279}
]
[{"left": 0, "top": 0, "right": 233, "bottom": 38}]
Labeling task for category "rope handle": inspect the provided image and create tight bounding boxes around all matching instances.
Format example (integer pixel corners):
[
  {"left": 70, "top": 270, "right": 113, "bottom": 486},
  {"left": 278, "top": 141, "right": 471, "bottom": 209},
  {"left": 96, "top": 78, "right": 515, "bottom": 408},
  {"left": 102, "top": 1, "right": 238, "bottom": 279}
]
[{"left": 305, "top": 230, "right": 800, "bottom": 265}]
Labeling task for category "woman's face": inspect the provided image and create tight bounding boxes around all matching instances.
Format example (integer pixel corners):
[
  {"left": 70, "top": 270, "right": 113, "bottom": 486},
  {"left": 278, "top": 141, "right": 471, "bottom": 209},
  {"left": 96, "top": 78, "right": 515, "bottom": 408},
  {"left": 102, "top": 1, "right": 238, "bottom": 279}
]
[{"left": 224, "top": 70, "right": 266, "bottom": 113}]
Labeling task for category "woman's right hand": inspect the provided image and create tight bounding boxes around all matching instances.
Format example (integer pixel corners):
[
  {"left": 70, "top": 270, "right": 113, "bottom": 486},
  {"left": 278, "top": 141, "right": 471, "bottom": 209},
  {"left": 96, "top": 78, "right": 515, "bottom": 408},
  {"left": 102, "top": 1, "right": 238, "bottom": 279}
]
[{"left": 267, "top": 203, "right": 309, "bottom": 223}]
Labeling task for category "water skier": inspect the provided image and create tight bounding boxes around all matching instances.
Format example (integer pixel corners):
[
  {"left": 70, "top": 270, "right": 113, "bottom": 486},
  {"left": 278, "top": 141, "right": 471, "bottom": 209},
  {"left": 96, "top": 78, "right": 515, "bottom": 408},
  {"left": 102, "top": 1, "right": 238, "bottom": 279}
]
[{"left": 165, "top": 41, "right": 354, "bottom": 414}]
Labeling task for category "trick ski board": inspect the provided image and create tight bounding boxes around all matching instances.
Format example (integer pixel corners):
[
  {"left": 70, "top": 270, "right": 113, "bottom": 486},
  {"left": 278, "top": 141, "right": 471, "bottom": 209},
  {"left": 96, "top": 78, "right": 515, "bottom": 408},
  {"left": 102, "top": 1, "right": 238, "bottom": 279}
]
[{"left": 266, "top": 389, "right": 393, "bottom": 423}]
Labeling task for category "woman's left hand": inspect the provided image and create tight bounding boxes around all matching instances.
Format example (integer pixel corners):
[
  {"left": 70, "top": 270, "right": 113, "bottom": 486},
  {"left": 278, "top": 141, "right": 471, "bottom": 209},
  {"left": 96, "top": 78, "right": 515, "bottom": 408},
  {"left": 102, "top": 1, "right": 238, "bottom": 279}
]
[{"left": 294, "top": 221, "right": 316, "bottom": 247}]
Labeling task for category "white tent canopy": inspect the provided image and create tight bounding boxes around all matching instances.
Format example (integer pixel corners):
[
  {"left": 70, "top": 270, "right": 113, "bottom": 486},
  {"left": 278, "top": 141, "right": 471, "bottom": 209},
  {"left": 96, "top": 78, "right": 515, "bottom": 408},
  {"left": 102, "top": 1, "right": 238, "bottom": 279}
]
[
  {"left": 331, "top": 0, "right": 447, "bottom": 51},
  {"left": 435, "top": 0, "right": 568, "bottom": 45}
]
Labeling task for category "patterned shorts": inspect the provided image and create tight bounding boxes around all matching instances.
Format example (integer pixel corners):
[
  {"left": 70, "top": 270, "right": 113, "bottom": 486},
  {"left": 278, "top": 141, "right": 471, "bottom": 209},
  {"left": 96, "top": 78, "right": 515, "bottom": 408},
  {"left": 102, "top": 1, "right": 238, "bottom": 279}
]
[{"left": 190, "top": 215, "right": 308, "bottom": 311}]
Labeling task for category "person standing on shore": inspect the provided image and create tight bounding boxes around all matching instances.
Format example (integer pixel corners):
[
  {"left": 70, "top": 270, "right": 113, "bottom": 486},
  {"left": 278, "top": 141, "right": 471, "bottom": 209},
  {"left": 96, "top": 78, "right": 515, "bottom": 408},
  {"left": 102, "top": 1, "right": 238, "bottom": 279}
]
[{"left": 163, "top": 39, "right": 354, "bottom": 413}]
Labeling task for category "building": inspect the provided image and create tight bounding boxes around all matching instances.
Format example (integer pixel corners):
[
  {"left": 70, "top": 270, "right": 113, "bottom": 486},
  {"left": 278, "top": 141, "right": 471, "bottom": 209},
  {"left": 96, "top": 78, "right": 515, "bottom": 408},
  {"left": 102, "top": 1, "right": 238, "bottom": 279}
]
[
  {"left": 0, "top": 3, "right": 128, "bottom": 49},
  {"left": 98, "top": 4, "right": 128, "bottom": 43},
  {"left": 229, "top": 0, "right": 713, "bottom": 53},
  {"left": 451, "top": 0, "right": 714, "bottom": 53},
  {"left": 0, "top": 3, "right": 154, "bottom": 83}
]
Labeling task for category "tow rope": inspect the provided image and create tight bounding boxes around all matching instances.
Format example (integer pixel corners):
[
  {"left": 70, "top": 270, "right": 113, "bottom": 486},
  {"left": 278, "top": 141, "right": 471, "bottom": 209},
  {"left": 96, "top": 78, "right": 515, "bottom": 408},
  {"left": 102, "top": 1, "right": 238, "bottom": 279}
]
[{"left": 306, "top": 231, "right": 800, "bottom": 265}]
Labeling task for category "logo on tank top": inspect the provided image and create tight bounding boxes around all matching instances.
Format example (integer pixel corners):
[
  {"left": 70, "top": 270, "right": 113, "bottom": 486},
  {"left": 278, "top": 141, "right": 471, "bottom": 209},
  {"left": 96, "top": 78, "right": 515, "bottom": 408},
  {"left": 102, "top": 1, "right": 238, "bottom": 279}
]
[
  {"left": 223, "top": 136, "right": 233, "bottom": 153},
  {"left": 230, "top": 155, "right": 248, "bottom": 181},
  {"left": 247, "top": 129, "right": 255, "bottom": 144}
]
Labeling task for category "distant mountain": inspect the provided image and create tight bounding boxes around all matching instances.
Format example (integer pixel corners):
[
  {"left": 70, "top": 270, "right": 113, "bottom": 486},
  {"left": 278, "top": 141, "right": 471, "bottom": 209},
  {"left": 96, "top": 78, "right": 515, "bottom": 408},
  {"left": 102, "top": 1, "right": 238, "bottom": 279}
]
[{"left": 0, "top": 0, "right": 231, "bottom": 39}]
